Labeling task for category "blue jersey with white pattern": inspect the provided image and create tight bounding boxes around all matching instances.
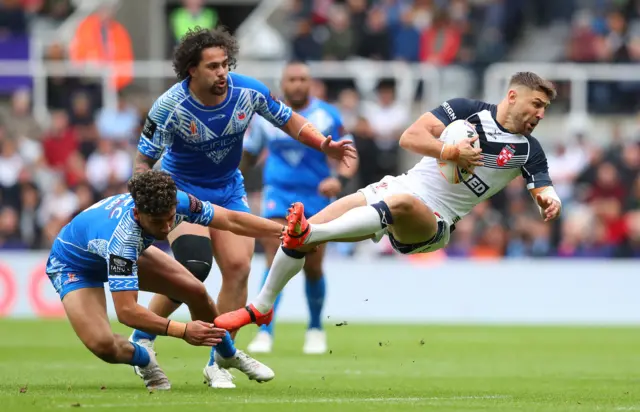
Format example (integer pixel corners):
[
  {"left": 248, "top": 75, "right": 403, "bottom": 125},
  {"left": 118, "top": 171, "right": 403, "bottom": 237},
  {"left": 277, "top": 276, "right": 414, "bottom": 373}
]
[
  {"left": 47, "top": 191, "right": 214, "bottom": 293},
  {"left": 138, "top": 73, "right": 293, "bottom": 188},
  {"left": 244, "top": 98, "right": 346, "bottom": 192}
]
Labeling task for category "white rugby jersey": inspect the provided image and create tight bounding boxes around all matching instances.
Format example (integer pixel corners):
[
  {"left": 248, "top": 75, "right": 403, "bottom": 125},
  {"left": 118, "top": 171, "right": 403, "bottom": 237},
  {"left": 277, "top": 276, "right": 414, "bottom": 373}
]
[{"left": 404, "top": 98, "right": 553, "bottom": 224}]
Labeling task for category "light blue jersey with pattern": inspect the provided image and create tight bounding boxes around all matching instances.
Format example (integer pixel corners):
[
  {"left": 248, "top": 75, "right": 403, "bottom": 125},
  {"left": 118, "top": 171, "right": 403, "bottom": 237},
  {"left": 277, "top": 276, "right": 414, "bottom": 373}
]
[
  {"left": 243, "top": 98, "right": 346, "bottom": 192},
  {"left": 46, "top": 191, "right": 214, "bottom": 293},
  {"left": 138, "top": 73, "right": 293, "bottom": 188}
]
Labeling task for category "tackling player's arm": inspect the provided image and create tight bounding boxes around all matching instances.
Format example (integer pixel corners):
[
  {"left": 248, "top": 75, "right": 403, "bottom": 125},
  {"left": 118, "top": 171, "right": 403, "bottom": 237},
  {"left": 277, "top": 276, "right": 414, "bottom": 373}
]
[
  {"left": 179, "top": 191, "right": 285, "bottom": 239},
  {"left": 108, "top": 253, "right": 224, "bottom": 346},
  {"left": 134, "top": 96, "right": 177, "bottom": 175},
  {"left": 319, "top": 110, "right": 359, "bottom": 197},
  {"left": 521, "top": 137, "right": 561, "bottom": 222},
  {"left": 399, "top": 98, "right": 484, "bottom": 169}
]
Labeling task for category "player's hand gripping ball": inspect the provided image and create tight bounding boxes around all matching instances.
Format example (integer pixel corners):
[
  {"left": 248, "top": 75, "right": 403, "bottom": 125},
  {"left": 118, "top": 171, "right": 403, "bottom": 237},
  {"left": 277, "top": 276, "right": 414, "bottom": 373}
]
[{"left": 437, "top": 120, "right": 482, "bottom": 184}]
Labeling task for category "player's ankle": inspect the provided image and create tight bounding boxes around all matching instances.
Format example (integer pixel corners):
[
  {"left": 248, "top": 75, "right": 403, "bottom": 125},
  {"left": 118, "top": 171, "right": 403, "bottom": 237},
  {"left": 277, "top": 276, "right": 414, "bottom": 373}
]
[{"left": 281, "top": 246, "right": 306, "bottom": 259}]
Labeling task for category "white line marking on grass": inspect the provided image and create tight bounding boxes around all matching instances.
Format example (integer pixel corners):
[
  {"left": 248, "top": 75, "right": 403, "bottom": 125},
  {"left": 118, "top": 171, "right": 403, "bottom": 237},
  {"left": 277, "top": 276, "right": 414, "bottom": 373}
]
[{"left": 55, "top": 395, "right": 510, "bottom": 408}]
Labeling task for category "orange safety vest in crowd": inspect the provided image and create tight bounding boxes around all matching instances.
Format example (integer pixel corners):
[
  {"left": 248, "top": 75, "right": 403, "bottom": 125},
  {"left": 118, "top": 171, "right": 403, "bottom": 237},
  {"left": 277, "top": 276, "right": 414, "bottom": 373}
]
[{"left": 69, "top": 14, "right": 133, "bottom": 91}]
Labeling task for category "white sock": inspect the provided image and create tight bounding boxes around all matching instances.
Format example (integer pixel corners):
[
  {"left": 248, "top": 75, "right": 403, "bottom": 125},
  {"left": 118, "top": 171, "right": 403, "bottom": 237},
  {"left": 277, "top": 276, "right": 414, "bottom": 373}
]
[
  {"left": 306, "top": 205, "right": 384, "bottom": 244},
  {"left": 253, "top": 247, "right": 305, "bottom": 313}
]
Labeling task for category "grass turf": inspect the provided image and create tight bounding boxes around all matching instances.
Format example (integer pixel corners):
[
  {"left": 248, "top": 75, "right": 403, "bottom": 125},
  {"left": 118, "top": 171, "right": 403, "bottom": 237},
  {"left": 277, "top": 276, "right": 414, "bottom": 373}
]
[{"left": 1, "top": 319, "right": 640, "bottom": 411}]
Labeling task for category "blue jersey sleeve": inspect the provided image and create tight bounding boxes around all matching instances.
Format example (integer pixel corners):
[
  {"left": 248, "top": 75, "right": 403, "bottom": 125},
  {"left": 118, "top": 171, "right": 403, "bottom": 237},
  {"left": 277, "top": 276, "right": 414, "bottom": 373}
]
[
  {"left": 106, "top": 236, "right": 140, "bottom": 293},
  {"left": 521, "top": 137, "right": 553, "bottom": 189},
  {"left": 176, "top": 191, "right": 215, "bottom": 226},
  {"left": 137, "top": 91, "right": 180, "bottom": 160},
  {"left": 248, "top": 78, "right": 293, "bottom": 127},
  {"left": 243, "top": 117, "right": 266, "bottom": 155},
  {"left": 430, "top": 98, "right": 492, "bottom": 127}
]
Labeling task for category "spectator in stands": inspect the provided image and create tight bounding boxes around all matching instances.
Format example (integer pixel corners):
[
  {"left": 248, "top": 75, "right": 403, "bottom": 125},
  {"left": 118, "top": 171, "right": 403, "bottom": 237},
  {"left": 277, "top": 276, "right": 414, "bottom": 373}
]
[
  {"left": 0, "top": 88, "right": 42, "bottom": 143},
  {"left": 566, "top": 9, "right": 599, "bottom": 62},
  {"left": 0, "top": 138, "right": 24, "bottom": 193},
  {"left": 322, "top": 5, "right": 355, "bottom": 61},
  {"left": 170, "top": 0, "right": 218, "bottom": 44},
  {"left": 69, "top": 1, "right": 134, "bottom": 91},
  {"left": 17, "top": 181, "right": 41, "bottom": 249},
  {"left": 360, "top": 82, "right": 408, "bottom": 182},
  {"left": 85, "top": 139, "right": 132, "bottom": 193},
  {"left": 0, "top": 0, "right": 28, "bottom": 35},
  {"left": 419, "top": 8, "right": 461, "bottom": 65},
  {"left": 41, "top": 110, "right": 78, "bottom": 175},
  {"left": 38, "top": 177, "right": 78, "bottom": 247},
  {"left": 357, "top": 7, "right": 392, "bottom": 60},
  {"left": 392, "top": 9, "right": 421, "bottom": 61},
  {"left": 96, "top": 92, "right": 140, "bottom": 145},
  {"left": 292, "top": 18, "right": 323, "bottom": 61}
]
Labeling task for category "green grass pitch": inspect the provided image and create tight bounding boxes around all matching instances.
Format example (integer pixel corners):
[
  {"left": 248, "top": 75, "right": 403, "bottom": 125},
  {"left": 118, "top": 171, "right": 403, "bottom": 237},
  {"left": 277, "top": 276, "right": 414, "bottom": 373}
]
[{"left": 2, "top": 319, "right": 640, "bottom": 411}]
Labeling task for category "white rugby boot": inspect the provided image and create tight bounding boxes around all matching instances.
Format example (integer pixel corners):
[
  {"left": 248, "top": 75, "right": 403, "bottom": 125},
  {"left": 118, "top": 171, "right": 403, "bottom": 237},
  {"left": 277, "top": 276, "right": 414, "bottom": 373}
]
[
  {"left": 213, "top": 350, "right": 275, "bottom": 383},
  {"left": 247, "top": 331, "right": 274, "bottom": 354},
  {"left": 303, "top": 328, "right": 327, "bottom": 354},
  {"left": 203, "top": 362, "right": 236, "bottom": 389},
  {"left": 132, "top": 346, "right": 171, "bottom": 390}
]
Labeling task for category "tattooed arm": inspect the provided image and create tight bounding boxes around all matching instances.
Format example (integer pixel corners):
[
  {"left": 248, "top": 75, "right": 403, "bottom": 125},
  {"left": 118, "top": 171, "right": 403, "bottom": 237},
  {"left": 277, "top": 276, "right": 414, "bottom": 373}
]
[{"left": 133, "top": 152, "right": 157, "bottom": 176}]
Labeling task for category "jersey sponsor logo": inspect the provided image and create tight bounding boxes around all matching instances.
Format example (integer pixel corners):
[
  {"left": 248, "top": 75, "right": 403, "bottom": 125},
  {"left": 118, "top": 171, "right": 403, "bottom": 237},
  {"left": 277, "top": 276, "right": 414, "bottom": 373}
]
[
  {"left": 208, "top": 114, "right": 226, "bottom": 121},
  {"left": 462, "top": 173, "right": 490, "bottom": 197},
  {"left": 187, "top": 194, "right": 203, "bottom": 214},
  {"left": 109, "top": 255, "right": 135, "bottom": 276},
  {"left": 142, "top": 117, "right": 157, "bottom": 139},
  {"left": 497, "top": 144, "right": 516, "bottom": 167},
  {"left": 442, "top": 102, "right": 456, "bottom": 121}
]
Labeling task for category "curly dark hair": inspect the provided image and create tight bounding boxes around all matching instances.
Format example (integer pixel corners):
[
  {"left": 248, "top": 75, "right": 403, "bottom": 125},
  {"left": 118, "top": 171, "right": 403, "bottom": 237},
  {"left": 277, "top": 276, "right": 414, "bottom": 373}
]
[
  {"left": 128, "top": 170, "right": 178, "bottom": 215},
  {"left": 172, "top": 26, "right": 239, "bottom": 81}
]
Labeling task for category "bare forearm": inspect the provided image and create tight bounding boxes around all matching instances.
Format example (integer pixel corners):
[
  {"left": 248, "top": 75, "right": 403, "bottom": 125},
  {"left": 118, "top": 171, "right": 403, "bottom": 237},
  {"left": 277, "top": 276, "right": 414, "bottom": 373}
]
[
  {"left": 224, "top": 211, "right": 284, "bottom": 239},
  {"left": 133, "top": 152, "right": 157, "bottom": 176},
  {"left": 117, "top": 303, "right": 172, "bottom": 336},
  {"left": 399, "top": 128, "right": 445, "bottom": 158},
  {"left": 280, "top": 112, "right": 325, "bottom": 151}
]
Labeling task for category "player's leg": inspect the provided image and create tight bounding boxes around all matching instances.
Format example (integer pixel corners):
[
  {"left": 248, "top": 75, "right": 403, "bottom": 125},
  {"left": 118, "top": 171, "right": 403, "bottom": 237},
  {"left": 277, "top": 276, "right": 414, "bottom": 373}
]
[
  {"left": 302, "top": 244, "right": 327, "bottom": 354},
  {"left": 130, "top": 222, "right": 212, "bottom": 344},
  {"left": 136, "top": 246, "right": 274, "bottom": 387},
  {"left": 48, "top": 271, "right": 169, "bottom": 390},
  {"left": 246, "top": 218, "right": 285, "bottom": 354},
  {"left": 214, "top": 192, "right": 369, "bottom": 330}
]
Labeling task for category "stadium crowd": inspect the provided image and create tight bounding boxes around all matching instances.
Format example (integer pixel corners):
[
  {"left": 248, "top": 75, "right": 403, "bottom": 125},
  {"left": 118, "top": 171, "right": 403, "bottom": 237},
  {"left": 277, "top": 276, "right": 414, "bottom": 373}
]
[{"left": 0, "top": 0, "right": 639, "bottom": 259}]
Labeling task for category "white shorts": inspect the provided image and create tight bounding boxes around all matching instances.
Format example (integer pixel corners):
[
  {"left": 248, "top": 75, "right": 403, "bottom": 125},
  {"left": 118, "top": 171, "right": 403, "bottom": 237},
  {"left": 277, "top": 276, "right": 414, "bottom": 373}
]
[{"left": 358, "top": 175, "right": 453, "bottom": 255}]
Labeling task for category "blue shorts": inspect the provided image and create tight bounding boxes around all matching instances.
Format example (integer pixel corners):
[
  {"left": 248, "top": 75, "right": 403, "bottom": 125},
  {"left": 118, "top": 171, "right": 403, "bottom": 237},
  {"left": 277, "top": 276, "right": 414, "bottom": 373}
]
[
  {"left": 47, "top": 270, "right": 104, "bottom": 300},
  {"left": 262, "top": 185, "right": 330, "bottom": 219},
  {"left": 169, "top": 171, "right": 251, "bottom": 213}
]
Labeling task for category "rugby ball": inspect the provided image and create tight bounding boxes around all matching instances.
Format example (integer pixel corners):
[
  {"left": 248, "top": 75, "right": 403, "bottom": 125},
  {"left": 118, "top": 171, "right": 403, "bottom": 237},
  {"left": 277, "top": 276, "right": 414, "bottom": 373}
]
[{"left": 437, "top": 119, "right": 480, "bottom": 184}]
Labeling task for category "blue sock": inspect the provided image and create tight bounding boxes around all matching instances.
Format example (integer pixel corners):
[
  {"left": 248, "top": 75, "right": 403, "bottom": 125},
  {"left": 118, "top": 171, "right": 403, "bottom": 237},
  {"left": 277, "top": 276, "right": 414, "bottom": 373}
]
[
  {"left": 132, "top": 329, "right": 156, "bottom": 342},
  {"left": 259, "top": 267, "right": 283, "bottom": 336},
  {"left": 209, "top": 331, "right": 237, "bottom": 365},
  {"left": 306, "top": 276, "right": 325, "bottom": 330},
  {"left": 129, "top": 342, "right": 151, "bottom": 367}
]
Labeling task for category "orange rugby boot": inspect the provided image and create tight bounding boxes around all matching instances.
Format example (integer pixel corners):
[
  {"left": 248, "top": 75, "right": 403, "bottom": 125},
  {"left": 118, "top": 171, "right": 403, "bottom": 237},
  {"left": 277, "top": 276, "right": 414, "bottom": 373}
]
[
  {"left": 214, "top": 304, "right": 273, "bottom": 331},
  {"left": 282, "top": 202, "right": 311, "bottom": 249}
]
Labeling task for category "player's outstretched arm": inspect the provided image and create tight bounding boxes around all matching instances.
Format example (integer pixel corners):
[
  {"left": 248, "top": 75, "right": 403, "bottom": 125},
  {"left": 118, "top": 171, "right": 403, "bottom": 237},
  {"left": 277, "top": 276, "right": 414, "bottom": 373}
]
[
  {"left": 111, "top": 290, "right": 226, "bottom": 346},
  {"left": 280, "top": 112, "right": 357, "bottom": 167},
  {"left": 239, "top": 150, "right": 259, "bottom": 175},
  {"left": 208, "top": 205, "right": 285, "bottom": 239},
  {"left": 529, "top": 186, "right": 562, "bottom": 222}
]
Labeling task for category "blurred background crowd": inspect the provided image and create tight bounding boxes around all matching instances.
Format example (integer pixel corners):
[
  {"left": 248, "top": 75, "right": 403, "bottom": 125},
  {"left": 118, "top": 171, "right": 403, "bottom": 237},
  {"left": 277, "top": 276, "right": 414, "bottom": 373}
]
[{"left": 0, "top": 0, "right": 639, "bottom": 259}]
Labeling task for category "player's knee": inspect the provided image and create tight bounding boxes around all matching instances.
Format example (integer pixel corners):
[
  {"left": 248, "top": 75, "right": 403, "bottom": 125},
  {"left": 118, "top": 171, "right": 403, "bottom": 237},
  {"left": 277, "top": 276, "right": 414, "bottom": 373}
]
[
  {"left": 220, "top": 259, "right": 251, "bottom": 288},
  {"left": 171, "top": 234, "right": 212, "bottom": 283},
  {"left": 385, "top": 194, "right": 420, "bottom": 219},
  {"left": 87, "top": 337, "right": 118, "bottom": 363},
  {"left": 181, "top": 279, "right": 209, "bottom": 305}
]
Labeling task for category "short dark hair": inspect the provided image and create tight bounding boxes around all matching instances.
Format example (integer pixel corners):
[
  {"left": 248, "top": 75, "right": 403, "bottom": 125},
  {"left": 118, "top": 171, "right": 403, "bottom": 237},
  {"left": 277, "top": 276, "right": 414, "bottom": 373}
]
[
  {"left": 509, "top": 72, "right": 557, "bottom": 100},
  {"left": 172, "top": 26, "right": 239, "bottom": 81},
  {"left": 128, "top": 171, "right": 178, "bottom": 215}
]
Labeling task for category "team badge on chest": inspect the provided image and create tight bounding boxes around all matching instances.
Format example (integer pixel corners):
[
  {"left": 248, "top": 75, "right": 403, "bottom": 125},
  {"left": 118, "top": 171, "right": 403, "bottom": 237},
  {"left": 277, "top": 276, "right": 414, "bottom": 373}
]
[{"left": 497, "top": 144, "right": 516, "bottom": 167}]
